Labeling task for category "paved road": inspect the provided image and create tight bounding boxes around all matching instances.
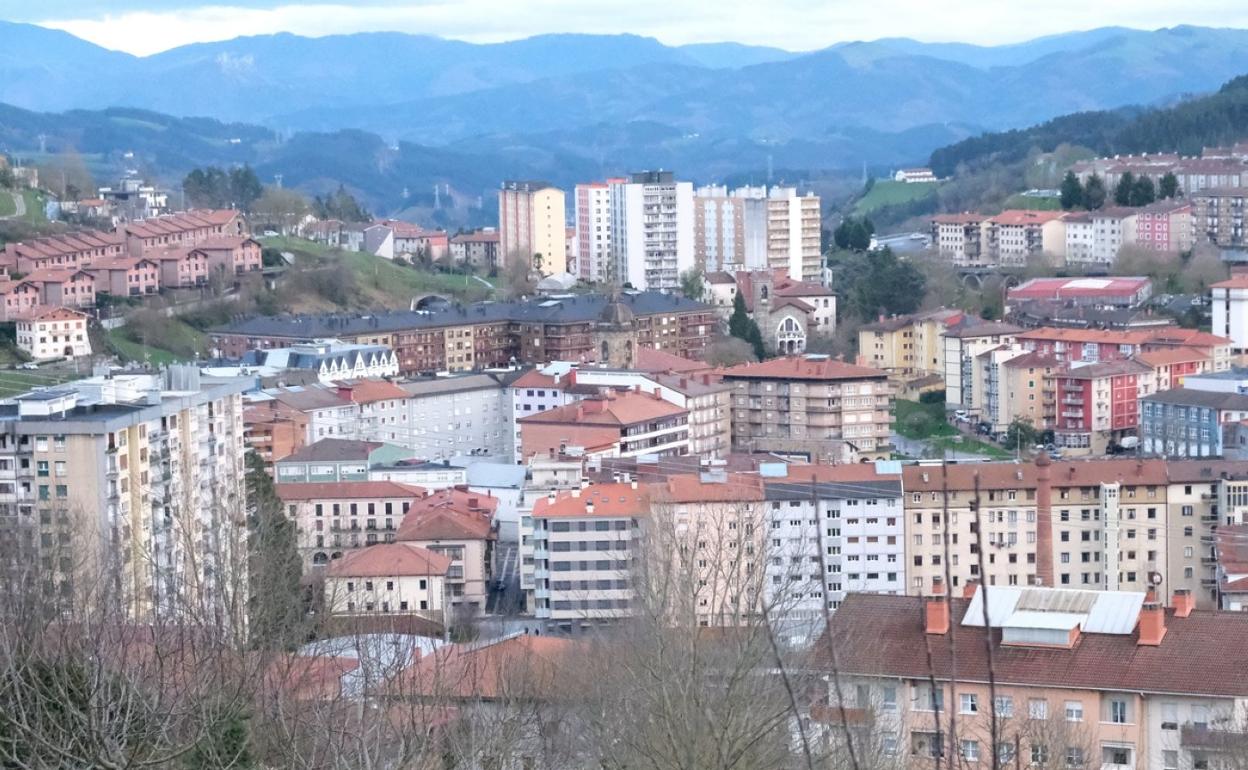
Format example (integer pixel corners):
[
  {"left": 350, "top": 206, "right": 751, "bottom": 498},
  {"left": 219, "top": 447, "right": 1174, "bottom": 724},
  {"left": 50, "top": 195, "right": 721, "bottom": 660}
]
[{"left": 0, "top": 191, "right": 24, "bottom": 219}]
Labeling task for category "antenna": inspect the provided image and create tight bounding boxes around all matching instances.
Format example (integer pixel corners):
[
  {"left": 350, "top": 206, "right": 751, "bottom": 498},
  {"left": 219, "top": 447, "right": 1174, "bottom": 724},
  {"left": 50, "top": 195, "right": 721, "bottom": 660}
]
[{"left": 273, "top": 173, "right": 283, "bottom": 189}]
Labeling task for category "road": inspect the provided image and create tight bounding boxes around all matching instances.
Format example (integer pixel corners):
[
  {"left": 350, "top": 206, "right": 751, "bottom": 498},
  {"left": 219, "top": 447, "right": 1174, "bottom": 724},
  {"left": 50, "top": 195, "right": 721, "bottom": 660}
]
[{"left": 0, "top": 191, "right": 25, "bottom": 219}]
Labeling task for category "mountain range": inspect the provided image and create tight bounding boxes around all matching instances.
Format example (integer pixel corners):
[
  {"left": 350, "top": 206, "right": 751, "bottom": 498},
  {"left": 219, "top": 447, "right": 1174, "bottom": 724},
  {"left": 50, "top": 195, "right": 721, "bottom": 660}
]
[{"left": 2, "top": 22, "right": 1248, "bottom": 217}]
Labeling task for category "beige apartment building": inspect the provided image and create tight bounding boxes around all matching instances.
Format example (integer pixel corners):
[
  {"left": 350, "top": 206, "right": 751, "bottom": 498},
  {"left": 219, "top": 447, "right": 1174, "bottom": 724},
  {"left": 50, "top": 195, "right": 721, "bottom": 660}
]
[
  {"left": 498, "top": 180, "right": 567, "bottom": 275},
  {"left": 901, "top": 457, "right": 1245, "bottom": 609},
  {"left": 766, "top": 188, "right": 823, "bottom": 281},
  {"left": 931, "top": 213, "right": 991, "bottom": 266},
  {"left": 1192, "top": 186, "right": 1248, "bottom": 250},
  {"left": 857, "top": 308, "right": 964, "bottom": 377},
  {"left": 722, "top": 355, "right": 894, "bottom": 462},
  {"left": 397, "top": 504, "right": 494, "bottom": 617},
  {"left": 275, "top": 480, "right": 423, "bottom": 568},
  {"left": 942, "top": 321, "right": 1023, "bottom": 409},
  {"left": 322, "top": 542, "right": 450, "bottom": 624},
  {"left": 1002, "top": 350, "right": 1059, "bottom": 431},
  {"left": 527, "top": 482, "right": 647, "bottom": 627}
]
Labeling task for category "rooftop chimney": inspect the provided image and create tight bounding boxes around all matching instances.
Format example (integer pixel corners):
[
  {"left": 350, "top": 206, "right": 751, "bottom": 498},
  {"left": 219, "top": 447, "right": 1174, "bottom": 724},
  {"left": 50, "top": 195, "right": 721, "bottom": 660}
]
[
  {"left": 1172, "top": 588, "right": 1195, "bottom": 618},
  {"left": 1137, "top": 602, "right": 1167, "bottom": 646},
  {"left": 962, "top": 580, "right": 978, "bottom": 600},
  {"left": 926, "top": 576, "right": 950, "bottom": 635}
]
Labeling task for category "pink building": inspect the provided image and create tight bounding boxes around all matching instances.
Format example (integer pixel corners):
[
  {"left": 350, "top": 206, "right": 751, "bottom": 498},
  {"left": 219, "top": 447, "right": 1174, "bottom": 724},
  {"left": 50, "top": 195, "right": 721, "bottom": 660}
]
[
  {"left": 125, "top": 210, "right": 244, "bottom": 255},
  {"left": 24, "top": 268, "right": 96, "bottom": 310},
  {"left": 1, "top": 230, "right": 125, "bottom": 273},
  {"left": 1134, "top": 199, "right": 1193, "bottom": 252},
  {"left": 152, "top": 246, "right": 210, "bottom": 288},
  {"left": 0, "top": 279, "right": 44, "bottom": 321},
  {"left": 86, "top": 256, "right": 161, "bottom": 297},
  {"left": 194, "top": 236, "right": 263, "bottom": 277}
]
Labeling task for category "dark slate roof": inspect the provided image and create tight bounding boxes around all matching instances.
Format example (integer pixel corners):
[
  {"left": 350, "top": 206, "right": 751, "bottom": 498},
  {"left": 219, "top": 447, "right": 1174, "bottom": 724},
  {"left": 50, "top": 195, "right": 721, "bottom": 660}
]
[
  {"left": 764, "top": 478, "right": 901, "bottom": 501},
  {"left": 1142, "top": 388, "right": 1248, "bottom": 410},
  {"left": 818, "top": 593, "right": 1248, "bottom": 698},
  {"left": 211, "top": 292, "right": 710, "bottom": 339},
  {"left": 276, "top": 438, "right": 383, "bottom": 463}
]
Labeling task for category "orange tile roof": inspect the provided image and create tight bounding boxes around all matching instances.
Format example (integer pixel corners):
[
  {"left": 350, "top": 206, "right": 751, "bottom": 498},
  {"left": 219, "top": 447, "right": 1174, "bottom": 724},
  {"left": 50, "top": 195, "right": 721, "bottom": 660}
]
[
  {"left": 390, "top": 633, "right": 583, "bottom": 700},
  {"left": 396, "top": 508, "right": 493, "bottom": 541},
  {"left": 339, "top": 379, "right": 409, "bottom": 404},
  {"left": 991, "top": 209, "right": 1067, "bottom": 226},
  {"left": 326, "top": 542, "right": 451, "bottom": 577},
  {"left": 1212, "top": 275, "right": 1248, "bottom": 290},
  {"left": 511, "top": 368, "right": 563, "bottom": 388},
  {"left": 24, "top": 307, "right": 88, "bottom": 323},
  {"left": 1135, "top": 347, "right": 1209, "bottom": 367},
  {"left": 407, "top": 487, "right": 499, "bottom": 517},
  {"left": 634, "top": 346, "right": 709, "bottom": 374},
  {"left": 275, "top": 481, "right": 426, "bottom": 501},
  {"left": 519, "top": 391, "right": 686, "bottom": 427},
  {"left": 533, "top": 483, "right": 648, "bottom": 518},
  {"left": 781, "top": 463, "right": 902, "bottom": 484},
  {"left": 721, "top": 355, "right": 887, "bottom": 381}
]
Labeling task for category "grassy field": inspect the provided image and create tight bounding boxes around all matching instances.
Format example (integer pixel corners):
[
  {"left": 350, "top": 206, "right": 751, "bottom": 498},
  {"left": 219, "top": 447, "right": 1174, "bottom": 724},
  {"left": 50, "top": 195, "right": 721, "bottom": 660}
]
[
  {"left": 1003, "top": 194, "right": 1062, "bottom": 211},
  {"left": 929, "top": 435, "right": 1013, "bottom": 459},
  {"left": 894, "top": 399, "right": 957, "bottom": 440},
  {"left": 0, "top": 369, "right": 83, "bottom": 398},
  {"left": 853, "top": 180, "right": 938, "bottom": 216},
  {"left": 108, "top": 319, "right": 207, "bottom": 365},
  {"left": 0, "top": 193, "right": 16, "bottom": 218}
]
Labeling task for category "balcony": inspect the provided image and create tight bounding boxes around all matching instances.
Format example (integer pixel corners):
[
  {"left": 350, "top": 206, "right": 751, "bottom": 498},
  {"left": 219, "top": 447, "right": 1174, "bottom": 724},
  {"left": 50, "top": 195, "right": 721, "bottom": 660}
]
[{"left": 1181, "top": 724, "right": 1248, "bottom": 753}]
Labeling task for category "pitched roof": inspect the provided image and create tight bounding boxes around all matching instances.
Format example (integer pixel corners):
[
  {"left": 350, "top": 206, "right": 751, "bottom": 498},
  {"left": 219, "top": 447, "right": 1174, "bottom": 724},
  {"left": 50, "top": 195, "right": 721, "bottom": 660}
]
[
  {"left": 1135, "top": 347, "right": 1209, "bottom": 367},
  {"left": 819, "top": 592, "right": 1248, "bottom": 698},
  {"left": 533, "top": 483, "right": 648, "bottom": 518},
  {"left": 338, "top": 379, "right": 409, "bottom": 404},
  {"left": 326, "top": 542, "right": 451, "bottom": 578},
  {"left": 1060, "top": 358, "right": 1153, "bottom": 379},
  {"left": 655, "top": 473, "right": 765, "bottom": 503},
  {"left": 519, "top": 390, "right": 687, "bottom": 427},
  {"left": 275, "top": 481, "right": 426, "bottom": 501},
  {"left": 990, "top": 209, "right": 1067, "bottom": 227},
  {"left": 634, "top": 346, "right": 709, "bottom": 375},
  {"left": 943, "top": 320, "right": 1024, "bottom": 339},
  {"left": 1212, "top": 275, "right": 1248, "bottom": 290},
  {"left": 720, "top": 355, "right": 886, "bottom": 381},
  {"left": 1142, "top": 388, "right": 1248, "bottom": 411},
  {"left": 276, "top": 438, "right": 384, "bottom": 463},
  {"left": 24, "top": 307, "right": 88, "bottom": 323},
  {"left": 390, "top": 633, "right": 583, "bottom": 701},
  {"left": 1008, "top": 276, "right": 1151, "bottom": 300},
  {"left": 396, "top": 508, "right": 493, "bottom": 541},
  {"left": 268, "top": 386, "right": 353, "bottom": 411}
]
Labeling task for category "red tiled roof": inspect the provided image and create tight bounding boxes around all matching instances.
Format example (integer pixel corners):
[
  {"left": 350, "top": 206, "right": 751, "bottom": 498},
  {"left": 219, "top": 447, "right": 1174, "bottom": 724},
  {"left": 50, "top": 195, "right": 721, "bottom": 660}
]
[
  {"left": 24, "top": 307, "right": 88, "bottom": 322},
  {"left": 931, "top": 213, "right": 988, "bottom": 225},
  {"left": 991, "top": 209, "right": 1067, "bottom": 227},
  {"left": 656, "top": 473, "right": 764, "bottom": 503},
  {"left": 396, "top": 508, "right": 493, "bottom": 541},
  {"left": 407, "top": 487, "right": 499, "bottom": 517},
  {"left": 511, "top": 368, "right": 563, "bottom": 389},
  {"left": 339, "top": 379, "right": 409, "bottom": 404},
  {"left": 533, "top": 483, "right": 648, "bottom": 518},
  {"left": 390, "top": 633, "right": 583, "bottom": 700},
  {"left": 519, "top": 390, "right": 686, "bottom": 427},
  {"left": 275, "top": 481, "right": 426, "bottom": 501},
  {"left": 326, "top": 542, "right": 451, "bottom": 578},
  {"left": 1007, "top": 276, "right": 1150, "bottom": 300},
  {"left": 1135, "top": 347, "right": 1209, "bottom": 367},
  {"left": 818, "top": 592, "right": 1248, "bottom": 698},
  {"left": 721, "top": 356, "right": 886, "bottom": 381},
  {"left": 1212, "top": 275, "right": 1248, "bottom": 290},
  {"left": 634, "top": 346, "right": 708, "bottom": 375}
]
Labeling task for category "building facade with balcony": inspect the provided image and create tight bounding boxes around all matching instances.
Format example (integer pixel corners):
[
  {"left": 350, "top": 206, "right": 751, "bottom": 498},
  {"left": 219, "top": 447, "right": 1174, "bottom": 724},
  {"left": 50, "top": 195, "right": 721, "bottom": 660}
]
[{"left": 276, "top": 480, "right": 424, "bottom": 568}]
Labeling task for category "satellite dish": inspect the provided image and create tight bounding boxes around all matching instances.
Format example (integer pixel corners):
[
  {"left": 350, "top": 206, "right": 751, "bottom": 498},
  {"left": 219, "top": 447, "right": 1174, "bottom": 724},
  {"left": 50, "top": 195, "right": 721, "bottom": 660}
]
[{"left": 1148, "top": 571, "right": 1163, "bottom": 586}]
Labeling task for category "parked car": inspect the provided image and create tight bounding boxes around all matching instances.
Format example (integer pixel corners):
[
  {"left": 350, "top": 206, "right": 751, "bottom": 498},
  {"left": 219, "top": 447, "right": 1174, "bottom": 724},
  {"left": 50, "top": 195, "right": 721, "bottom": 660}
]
[
  {"left": 17, "top": 362, "right": 38, "bottom": 370},
  {"left": 954, "top": 410, "right": 969, "bottom": 422}
]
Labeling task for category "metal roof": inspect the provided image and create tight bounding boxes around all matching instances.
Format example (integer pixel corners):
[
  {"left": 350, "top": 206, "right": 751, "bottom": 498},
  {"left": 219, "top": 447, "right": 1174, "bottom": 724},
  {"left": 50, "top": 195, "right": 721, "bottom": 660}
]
[{"left": 962, "top": 586, "right": 1145, "bottom": 635}]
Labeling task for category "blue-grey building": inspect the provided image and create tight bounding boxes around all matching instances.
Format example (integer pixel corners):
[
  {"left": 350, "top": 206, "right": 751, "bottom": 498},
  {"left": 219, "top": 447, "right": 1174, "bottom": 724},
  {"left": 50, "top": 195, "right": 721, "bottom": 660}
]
[{"left": 1140, "top": 388, "right": 1248, "bottom": 458}]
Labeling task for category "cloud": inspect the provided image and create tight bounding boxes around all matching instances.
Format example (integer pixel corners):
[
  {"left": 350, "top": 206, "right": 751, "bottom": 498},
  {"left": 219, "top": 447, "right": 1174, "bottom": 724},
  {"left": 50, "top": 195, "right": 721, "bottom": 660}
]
[{"left": 33, "top": 0, "right": 1248, "bottom": 56}]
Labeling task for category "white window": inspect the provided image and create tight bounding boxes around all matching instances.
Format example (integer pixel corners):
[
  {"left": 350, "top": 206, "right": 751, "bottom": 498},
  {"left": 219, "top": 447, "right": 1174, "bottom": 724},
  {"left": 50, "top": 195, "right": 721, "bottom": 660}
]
[
  {"left": 881, "top": 685, "right": 897, "bottom": 712},
  {"left": 1029, "top": 698, "right": 1048, "bottom": 720},
  {"left": 1108, "top": 698, "right": 1128, "bottom": 724},
  {"left": 1162, "top": 750, "right": 1178, "bottom": 770},
  {"left": 961, "top": 693, "right": 979, "bottom": 714},
  {"left": 882, "top": 733, "right": 898, "bottom": 757},
  {"left": 961, "top": 740, "right": 979, "bottom": 762},
  {"left": 1031, "top": 744, "right": 1049, "bottom": 765},
  {"left": 1065, "top": 700, "right": 1083, "bottom": 722},
  {"left": 994, "top": 696, "right": 1014, "bottom": 717}
]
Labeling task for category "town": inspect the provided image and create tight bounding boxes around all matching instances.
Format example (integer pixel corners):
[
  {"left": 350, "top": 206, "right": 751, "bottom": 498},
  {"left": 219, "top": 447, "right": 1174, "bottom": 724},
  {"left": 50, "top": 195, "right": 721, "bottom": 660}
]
[{"left": 2, "top": 11, "right": 1248, "bottom": 770}]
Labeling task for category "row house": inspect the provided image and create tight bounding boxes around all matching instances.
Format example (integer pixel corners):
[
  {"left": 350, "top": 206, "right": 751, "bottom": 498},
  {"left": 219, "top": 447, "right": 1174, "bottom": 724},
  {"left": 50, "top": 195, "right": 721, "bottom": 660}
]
[
  {"left": 24, "top": 268, "right": 95, "bottom": 310},
  {"left": 821, "top": 585, "right": 1248, "bottom": 770},
  {"left": 517, "top": 389, "right": 690, "bottom": 461},
  {"left": 1140, "top": 388, "right": 1248, "bottom": 458},
  {"left": 0, "top": 279, "right": 44, "bottom": 322},
  {"left": 151, "top": 246, "right": 210, "bottom": 288},
  {"left": 85, "top": 255, "right": 161, "bottom": 297},
  {"left": 931, "top": 213, "right": 992, "bottom": 267},
  {"left": 1016, "top": 327, "right": 1231, "bottom": 369},
  {"left": 193, "top": 236, "right": 263, "bottom": 277},
  {"left": 1, "top": 230, "right": 125, "bottom": 273},
  {"left": 124, "top": 210, "right": 244, "bottom": 254}
]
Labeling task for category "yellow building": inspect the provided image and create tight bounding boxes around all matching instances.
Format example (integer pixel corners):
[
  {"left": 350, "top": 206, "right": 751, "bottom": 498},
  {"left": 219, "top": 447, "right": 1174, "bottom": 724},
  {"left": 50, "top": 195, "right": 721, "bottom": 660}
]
[
  {"left": 858, "top": 308, "right": 964, "bottom": 376},
  {"left": 498, "top": 181, "right": 567, "bottom": 276}
]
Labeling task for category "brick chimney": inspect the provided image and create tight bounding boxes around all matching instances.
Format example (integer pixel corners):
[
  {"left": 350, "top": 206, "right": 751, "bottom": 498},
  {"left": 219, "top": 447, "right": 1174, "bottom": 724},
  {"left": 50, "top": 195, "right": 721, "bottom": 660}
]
[
  {"left": 1034, "top": 454, "right": 1054, "bottom": 587},
  {"left": 1172, "top": 588, "right": 1195, "bottom": 618},
  {"left": 1137, "top": 602, "right": 1167, "bottom": 646},
  {"left": 926, "top": 576, "right": 950, "bottom": 635},
  {"left": 962, "top": 579, "right": 978, "bottom": 600}
]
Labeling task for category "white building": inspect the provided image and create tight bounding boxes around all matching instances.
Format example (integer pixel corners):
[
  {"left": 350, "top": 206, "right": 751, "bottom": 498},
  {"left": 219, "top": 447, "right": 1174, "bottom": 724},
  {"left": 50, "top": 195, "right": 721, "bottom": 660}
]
[
  {"left": 1211, "top": 275, "right": 1248, "bottom": 354},
  {"left": 323, "top": 542, "right": 450, "bottom": 624},
  {"left": 609, "top": 171, "right": 694, "bottom": 291},
  {"left": 574, "top": 180, "right": 620, "bottom": 283},
  {"left": 401, "top": 373, "right": 515, "bottom": 461},
  {"left": 15, "top": 307, "right": 92, "bottom": 360},
  {"left": 765, "top": 187, "right": 823, "bottom": 282},
  {"left": 242, "top": 339, "right": 399, "bottom": 383}
]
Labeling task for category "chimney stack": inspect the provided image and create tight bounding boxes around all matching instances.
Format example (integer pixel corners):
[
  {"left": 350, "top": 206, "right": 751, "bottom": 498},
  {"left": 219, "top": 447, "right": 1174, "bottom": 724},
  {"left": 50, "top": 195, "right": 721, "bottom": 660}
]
[
  {"left": 962, "top": 580, "right": 978, "bottom": 600},
  {"left": 926, "top": 576, "right": 950, "bottom": 635},
  {"left": 1137, "top": 602, "right": 1167, "bottom": 646},
  {"left": 1172, "top": 588, "right": 1195, "bottom": 618}
]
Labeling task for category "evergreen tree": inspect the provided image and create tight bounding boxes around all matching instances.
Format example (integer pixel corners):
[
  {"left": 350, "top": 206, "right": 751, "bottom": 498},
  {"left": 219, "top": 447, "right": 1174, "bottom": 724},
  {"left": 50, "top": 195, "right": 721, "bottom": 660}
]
[
  {"left": 1084, "top": 173, "right": 1107, "bottom": 210},
  {"left": 1130, "top": 175, "right": 1156, "bottom": 207},
  {"left": 245, "top": 452, "right": 305, "bottom": 650},
  {"left": 728, "top": 291, "right": 766, "bottom": 360},
  {"left": 832, "top": 220, "right": 850, "bottom": 250},
  {"left": 1158, "top": 172, "right": 1179, "bottom": 200},
  {"left": 228, "top": 165, "right": 263, "bottom": 213},
  {"left": 1113, "top": 171, "right": 1135, "bottom": 206},
  {"left": 1059, "top": 171, "right": 1084, "bottom": 210}
]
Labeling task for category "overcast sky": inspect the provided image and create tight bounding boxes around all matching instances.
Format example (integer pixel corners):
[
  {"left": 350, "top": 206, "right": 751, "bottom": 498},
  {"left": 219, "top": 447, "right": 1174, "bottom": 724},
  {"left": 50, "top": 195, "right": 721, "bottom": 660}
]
[{"left": 12, "top": 0, "right": 1248, "bottom": 56}]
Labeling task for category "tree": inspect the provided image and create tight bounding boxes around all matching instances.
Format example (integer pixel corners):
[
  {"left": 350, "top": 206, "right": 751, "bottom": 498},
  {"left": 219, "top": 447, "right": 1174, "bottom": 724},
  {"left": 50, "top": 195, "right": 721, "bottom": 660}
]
[
  {"left": 312, "top": 185, "right": 370, "bottom": 223},
  {"left": 679, "top": 267, "right": 705, "bottom": 302},
  {"left": 245, "top": 451, "right": 304, "bottom": 650},
  {"left": 841, "top": 247, "right": 926, "bottom": 320},
  {"left": 1005, "top": 417, "right": 1040, "bottom": 452},
  {"left": 1158, "top": 171, "right": 1179, "bottom": 200},
  {"left": 229, "top": 166, "right": 263, "bottom": 213},
  {"left": 833, "top": 216, "right": 875, "bottom": 252},
  {"left": 1130, "top": 175, "right": 1156, "bottom": 207},
  {"left": 251, "top": 186, "right": 308, "bottom": 234},
  {"left": 1083, "top": 173, "right": 1107, "bottom": 210},
  {"left": 1059, "top": 171, "right": 1084, "bottom": 210},
  {"left": 728, "top": 291, "right": 766, "bottom": 360},
  {"left": 704, "top": 335, "right": 758, "bottom": 367},
  {"left": 1113, "top": 172, "right": 1135, "bottom": 206}
]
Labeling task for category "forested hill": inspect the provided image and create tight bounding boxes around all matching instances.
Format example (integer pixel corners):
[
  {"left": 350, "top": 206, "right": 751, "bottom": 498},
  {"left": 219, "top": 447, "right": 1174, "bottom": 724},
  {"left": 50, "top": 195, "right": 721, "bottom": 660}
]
[{"left": 930, "top": 74, "right": 1248, "bottom": 175}]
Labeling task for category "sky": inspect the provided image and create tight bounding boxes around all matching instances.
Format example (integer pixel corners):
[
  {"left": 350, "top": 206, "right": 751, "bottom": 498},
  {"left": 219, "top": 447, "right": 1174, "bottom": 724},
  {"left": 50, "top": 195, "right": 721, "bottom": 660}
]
[{"left": 9, "top": 0, "right": 1248, "bottom": 56}]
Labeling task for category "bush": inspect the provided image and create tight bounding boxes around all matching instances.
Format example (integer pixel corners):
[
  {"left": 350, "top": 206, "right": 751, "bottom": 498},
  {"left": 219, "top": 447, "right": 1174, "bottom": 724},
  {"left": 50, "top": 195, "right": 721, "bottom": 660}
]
[{"left": 918, "top": 390, "right": 946, "bottom": 405}]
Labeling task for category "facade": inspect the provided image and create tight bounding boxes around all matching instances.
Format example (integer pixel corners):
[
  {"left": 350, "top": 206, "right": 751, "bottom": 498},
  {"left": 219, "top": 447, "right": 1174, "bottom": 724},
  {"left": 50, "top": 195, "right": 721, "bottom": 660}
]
[
  {"left": 518, "top": 390, "right": 690, "bottom": 461},
  {"left": 574, "top": 180, "right": 621, "bottom": 283},
  {"left": 693, "top": 185, "right": 748, "bottom": 273},
  {"left": 989, "top": 210, "right": 1068, "bottom": 266},
  {"left": 322, "top": 542, "right": 450, "bottom": 624},
  {"left": 124, "top": 210, "right": 244, "bottom": 255},
  {"left": 498, "top": 180, "right": 567, "bottom": 275},
  {"left": 1007, "top": 276, "right": 1152, "bottom": 308},
  {"left": 821, "top": 586, "right": 1248, "bottom": 770},
  {"left": 85, "top": 256, "right": 161, "bottom": 296},
  {"left": 1211, "top": 275, "right": 1248, "bottom": 353},
  {"left": 15, "top": 307, "right": 92, "bottom": 360},
  {"left": 400, "top": 373, "right": 515, "bottom": 461},
  {"left": 1, "top": 231, "right": 125, "bottom": 273},
  {"left": 721, "top": 355, "right": 894, "bottom": 461},
  {"left": 1053, "top": 359, "right": 1155, "bottom": 453},
  {"left": 528, "top": 482, "right": 646, "bottom": 625},
  {"left": 765, "top": 187, "right": 823, "bottom": 282},
  {"left": 942, "top": 322, "right": 1023, "bottom": 409},
  {"left": 276, "top": 480, "right": 422, "bottom": 567},
  {"left": 396, "top": 492, "right": 495, "bottom": 617},
  {"left": 609, "top": 171, "right": 695, "bottom": 291},
  {"left": 151, "top": 246, "right": 210, "bottom": 288},
  {"left": 858, "top": 308, "right": 965, "bottom": 377},
  {"left": 1141, "top": 388, "right": 1248, "bottom": 458},
  {"left": 448, "top": 229, "right": 500, "bottom": 271},
  {"left": 210, "top": 292, "right": 716, "bottom": 375},
  {"left": 931, "top": 213, "right": 991, "bottom": 267},
  {"left": 0, "top": 368, "right": 250, "bottom": 625},
  {"left": 1191, "top": 187, "right": 1248, "bottom": 251},
  {"left": 1135, "top": 199, "right": 1193, "bottom": 252},
  {"left": 273, "top": 439, "right": 413, "bottom": 484},
  {"left": 242, "top": 340, "right": 399, "bottom": 383}
]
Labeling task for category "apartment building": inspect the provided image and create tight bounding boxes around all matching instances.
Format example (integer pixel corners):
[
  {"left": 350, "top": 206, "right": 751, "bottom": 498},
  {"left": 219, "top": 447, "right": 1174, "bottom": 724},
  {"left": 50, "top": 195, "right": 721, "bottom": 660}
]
[
  {"left": 765, "top": 188, "right": 823, "bottom": 282},
  {"left": 517, "top": 390, "right": 690, "bottom": 461},
  {"left": 448, "top": 229, "right": 500, "bottom": 271},
  {"left": 821, "top": 585, "right": 1248, "bottom": 770},
  {"left": 273, "top": 438, "right": 413, "bottom": 484},
  {"left": 575, "top": 179, "right": 622, "bottom": 282},
  {"left": 1017, "top": 326, "right": 1231, "bottom": 370},
  {"left": 401, "top": 373, "right": 515, "bottom": 461},
  {"left": 970, "top": 345, "right": 1031, "bottom": 435},
  {"left": 990, "top": 210, "right": 1068, "bottom": 266},
  {"left": 276, "top": 480, "right": 422, "bottom": 568},
  {"left": 1054, "top": 359, "right": 1155, "bottom": 453},
  {"left": 1000, "top": 350, "right": 1059, "bottom": 432},
  {"left": 722, "top": 355, "right": 894, "bottom": 461},
  {"left": 396, "top": 493, "right": 495, "bottom": 617},
  {"left": 527, "top": 482, "right": 646, "bottom": 626},
  {"left": 1211, "top": 274, "right": 1248, "bottom": 353},
  {"left": 0, "top": 367, "right": 250, "bottom": 624},
  {"left": 322, "top": 542, "right": 450, "bottom": 625},
  {"left": 85, "top": 255, "right": 161, "bottom": 297},
  {"left": 15, "top": 307, "right": 92, "bottom": 360},
  {"left": 942, "top": 321, "right": 1023, "bottom": 409},
  {"left": 210, "top": 292, "right": 716, "bottom": 374},
  {"left": 858, "top": 308, "right": 965, "bottom": 377},
  {"left": 931, "top": 213, "right": 991, "bottom": 267},
  {"left": 498, "top": 180, "right": 567, "bottom": 275},
  {"left": 609, "top": 171, "right": 695, "bottom": 291},
  {"left": 1141, "top": 388, "right": 1248, "bottom": 458},
  {"left": 1192, "top": 187, "right": 1248, "bottom": 251},
  {"left": 1, "top": 231, "right": 125, "bottom": 273},
  {"left": 1135, "top": 199, "right": 1193, "bottom": 252},
  {"left": 693, "top": 185, "right": 750, "bottom": 273},
  {"left": 123, "top": 210, "right": 245, "bottom": 255}
]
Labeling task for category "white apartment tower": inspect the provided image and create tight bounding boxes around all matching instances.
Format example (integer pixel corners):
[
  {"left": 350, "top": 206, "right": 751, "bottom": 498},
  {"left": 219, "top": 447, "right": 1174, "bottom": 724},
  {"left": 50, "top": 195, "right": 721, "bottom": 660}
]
[
  {"left": 766, "top": 187, "right": 823, "bottom": 282},
  {"left": 609, "top": 171, "right": 695, "bottom": 291},
  {"left": 693, "top": 185, "right": 822, "bottom": 279},
  {"left": 574, "top": 179, "right": 621, "bottom": 283}
]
